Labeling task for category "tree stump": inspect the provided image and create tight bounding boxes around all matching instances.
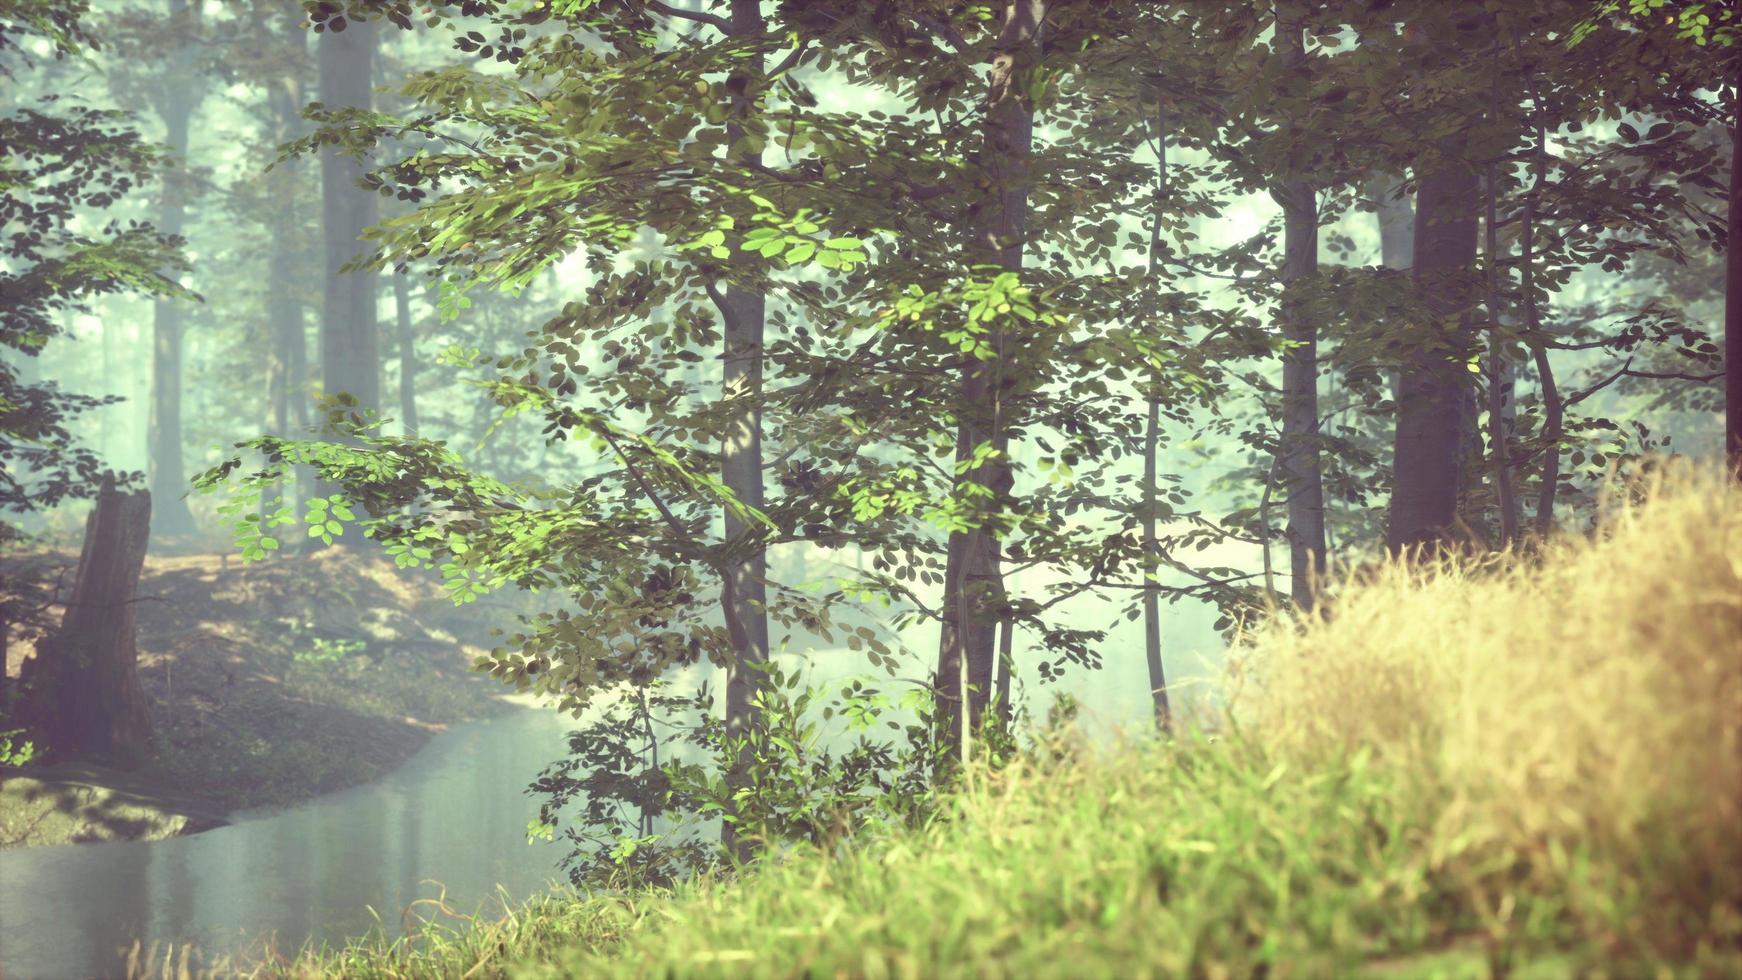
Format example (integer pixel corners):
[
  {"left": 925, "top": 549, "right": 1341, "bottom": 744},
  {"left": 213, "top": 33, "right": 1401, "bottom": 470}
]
[{"left": 14, "top": 477, "right": 155, "bottom": 769}]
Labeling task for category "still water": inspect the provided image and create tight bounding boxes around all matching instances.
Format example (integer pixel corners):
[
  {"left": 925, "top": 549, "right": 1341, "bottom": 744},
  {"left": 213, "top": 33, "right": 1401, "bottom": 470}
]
[{"left": 0, "top": 706, "right": 579, "bottom": 979}]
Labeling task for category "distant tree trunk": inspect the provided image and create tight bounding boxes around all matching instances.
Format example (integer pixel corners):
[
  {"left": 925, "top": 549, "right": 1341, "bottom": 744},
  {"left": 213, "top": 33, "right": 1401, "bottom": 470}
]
[
  {"left": 1387, "top": 30, "right": 1479, "bottom": 557},
  {"left": 264, "top": 4, "right": 310, "bottom": 520},
  {"left": 1369, "top": 175, "right": 1415, "bottom": 272},
  {"left": 936, "top": 0, "right": 1041, "bottom": 764},
  {"left": 15, "top": 478, "right": 155, "bottom": 769},
  {"left": 1727, "top": 63, "right": 1740, "bottom": 478},
  {"left": 1274, "top": 2, "right": 1325, "bottom": 609},
  {"left": 318, "top": 17, "right": 380, "bottom": 436},
  {"left": 394, "top": 271, "right": 418, "bottom": 435},
  {"left": 1367, "top": 173, "right": 1413, "bottom": 405},
  {"left": 100, "top": 319, "right": 117, "bottom": 460},
  {"left": 717, "top": 0, "right": 771, "bottom": 862},
  {"left": 147, "top": 0, "right": 201, "bottom": 537}
]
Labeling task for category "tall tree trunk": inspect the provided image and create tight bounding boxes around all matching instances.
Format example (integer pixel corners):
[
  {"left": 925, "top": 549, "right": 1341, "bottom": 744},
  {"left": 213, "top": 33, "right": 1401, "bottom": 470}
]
[
  {"left": 936, "top": 0, "right": 1041, "bottom": 764},
  {"left": 718, "top": 0, "right": 770, "bottom": 862},
  {"left": 318, "top": 17, "right": 380, "bottom": 441},
  {"left": 1386, "top": 29, "right": 1479, "bottom": 557},
  {"left": 1274, "top": 2, "right": 1325, "bottom": 609},
  {"left": 1727, "top": 62, "right": 1740, "bottom": 478},
  {"left": 264, "top": 4, "right": 309, "bottom": 522},
  {"left": 147, "top": 0, "right": 201, "bottom": 537}
]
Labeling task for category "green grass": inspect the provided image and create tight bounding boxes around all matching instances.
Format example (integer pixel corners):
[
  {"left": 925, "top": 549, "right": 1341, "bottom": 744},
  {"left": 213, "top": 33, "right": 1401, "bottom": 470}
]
[{"left": 137, "top": 461, "right": 1742, "bottom": 978}]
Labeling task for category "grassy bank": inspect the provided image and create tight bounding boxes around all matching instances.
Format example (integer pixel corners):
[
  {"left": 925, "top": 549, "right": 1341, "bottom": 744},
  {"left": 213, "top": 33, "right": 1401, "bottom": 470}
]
[
  {"left": 1, "top": 545, "right": 532, "bottom": 847},
  {"left": 150, "top": 463, "right": 1741, "bottom": 976}
]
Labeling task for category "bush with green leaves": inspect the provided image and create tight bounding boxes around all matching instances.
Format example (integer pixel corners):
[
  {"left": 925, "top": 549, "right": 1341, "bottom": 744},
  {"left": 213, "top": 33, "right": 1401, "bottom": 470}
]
[{"left": 527, "top": 662, "right": 961, "bottom": 893}]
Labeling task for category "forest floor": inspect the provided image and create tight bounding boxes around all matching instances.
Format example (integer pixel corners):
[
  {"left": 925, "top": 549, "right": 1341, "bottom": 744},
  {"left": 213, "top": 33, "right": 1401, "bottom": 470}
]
[{"left": 0, "top": 543, "right": 539, "bottom": 848}]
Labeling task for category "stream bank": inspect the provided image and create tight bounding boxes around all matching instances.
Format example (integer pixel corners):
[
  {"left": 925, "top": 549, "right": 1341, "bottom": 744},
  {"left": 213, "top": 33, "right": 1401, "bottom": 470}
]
[{"left": 0, "top": 544, "right": 543, "bottom": 848}]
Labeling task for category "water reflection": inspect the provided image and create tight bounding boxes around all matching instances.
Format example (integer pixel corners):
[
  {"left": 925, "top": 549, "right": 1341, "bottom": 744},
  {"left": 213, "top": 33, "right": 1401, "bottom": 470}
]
[{"left": 0, "top": 707, "right": 576, "bottom": 979}]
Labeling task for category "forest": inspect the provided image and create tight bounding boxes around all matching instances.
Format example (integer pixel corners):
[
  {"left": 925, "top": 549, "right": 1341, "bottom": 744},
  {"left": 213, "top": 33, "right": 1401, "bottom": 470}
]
[{"left": 0, "top": 0, "right": 1738, "bottom": 976}]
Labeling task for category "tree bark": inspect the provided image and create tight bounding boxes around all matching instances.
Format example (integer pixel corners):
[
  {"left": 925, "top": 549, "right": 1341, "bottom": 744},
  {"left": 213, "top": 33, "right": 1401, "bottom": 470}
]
[
  {"left": 147, "top": 0, "right": 201, "bottom": 537},
  {"left": 1386, "top": 66, "right": 1479, "bottom": 557},
  {"left": 1727, "top": 61, "right": 1740, "bottom": 478},
  {"left": 718, "top": 0, "right": 770, "bottom": 862},
  {"left": 15, "top": 478, "right": 155, "bottom": 769},
  {"left": 264, "top": 4, "right": 310, "bottom": 521},
  {"left": 318, "top": 16, "right": 380, "bottom": 432},
  {"left": 936, "top": 0, "right": 1041, "bottom": 764},
  {"left": 1275, "top": 2, "right": 1325, "bottom": 609},
  {"left": 1141, "top": 86, "right": 1172, "bottom": 732},
  {"left": 1483, "top": 126, "right": 1519, "bottom": 547}
]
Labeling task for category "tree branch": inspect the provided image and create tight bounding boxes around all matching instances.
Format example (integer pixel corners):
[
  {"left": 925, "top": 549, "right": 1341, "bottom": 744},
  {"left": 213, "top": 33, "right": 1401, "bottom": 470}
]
[{"left": 645, "top": 0, "right": 733, "bottom": 34}]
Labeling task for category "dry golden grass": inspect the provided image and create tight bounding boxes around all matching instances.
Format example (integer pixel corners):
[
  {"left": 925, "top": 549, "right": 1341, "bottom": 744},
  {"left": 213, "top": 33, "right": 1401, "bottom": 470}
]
[{"left": 1231, "top": 458, "right": 1742, "bottom": 958}]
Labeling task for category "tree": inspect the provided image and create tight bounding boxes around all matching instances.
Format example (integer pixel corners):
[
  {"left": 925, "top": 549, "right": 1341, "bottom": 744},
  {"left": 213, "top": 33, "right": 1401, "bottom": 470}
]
[
  {"left": 931, "top": 0, "right": 1043, "bottom": 759},
  {"left": 258, "top": 0, "right": 315, "bottom": 502},
  {"left": 1271, "top": 0, "right": 1325, "bottom": 606},
  {"left": 317, "top": 12, "right": 379, "bottom": 432},
  {"left": 144, "top": 0, "right": 204, "bottom": 536},
  {"left": 1385, "top": 9, "right": 1482, "bottom": 556},
  {"left": 12, "top": 477, "right": 156, "bottom": 769}
]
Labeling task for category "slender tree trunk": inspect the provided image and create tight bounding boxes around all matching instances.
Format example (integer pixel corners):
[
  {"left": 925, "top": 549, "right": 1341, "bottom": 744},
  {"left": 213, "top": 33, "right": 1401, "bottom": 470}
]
[
  {"left": 936, "top": 0, "right": 1042, "bottom": 765},
  {"left": 147, "top": 0, "right": 201, "bottom": 537},
  {"left": 264, "top": 5, "right": 309, "bottom": 522},
  {"left": 1483, "top": 139, "right": 1519, "bottom": 547},
  {"left": 718, "top": 0, "right": 770, "bottom": 861},
  {"left": 1141, "top": 87, "right": 1172, "bottom": 732},
  {"left": 1727, "top": 63, "right": 1740, "bottom": 478},
  {"left": 1520, "top": 79, "right": 1560, "bottom": 537},
  {"left": 1275, "top": 3, "right": 1325, "bottom": 608},
  {"left": 993, "top": 613, "right": 1015, "bottom": 728},
  {"left": 318, "top": 16, "right": 380, "bottom": 438},
  {"left": 100, "top": 318, "right": 116, "bottom": 460}
]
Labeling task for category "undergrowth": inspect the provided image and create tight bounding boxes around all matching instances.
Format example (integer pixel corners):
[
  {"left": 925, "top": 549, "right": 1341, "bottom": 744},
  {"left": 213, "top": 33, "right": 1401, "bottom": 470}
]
[{"left": 128, "top": 460, "right": 1741, "bottom": 978}]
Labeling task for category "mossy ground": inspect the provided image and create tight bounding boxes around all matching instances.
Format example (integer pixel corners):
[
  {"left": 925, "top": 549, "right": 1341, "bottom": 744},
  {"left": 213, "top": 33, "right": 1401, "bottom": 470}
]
[{"left": 111, "top": 463, "right": 1742, "bottom": 977}]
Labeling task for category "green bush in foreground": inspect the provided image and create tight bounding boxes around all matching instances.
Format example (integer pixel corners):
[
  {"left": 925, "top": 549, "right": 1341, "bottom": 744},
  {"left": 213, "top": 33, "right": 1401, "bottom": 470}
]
[{"left": 146, "top": 462, "right": 1740, "bottom": 978}]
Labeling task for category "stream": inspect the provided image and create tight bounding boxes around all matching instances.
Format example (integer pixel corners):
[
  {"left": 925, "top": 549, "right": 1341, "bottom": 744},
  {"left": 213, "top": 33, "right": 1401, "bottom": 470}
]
[{"left": 0, "top": 706, "right": 580, "bottom": 979}]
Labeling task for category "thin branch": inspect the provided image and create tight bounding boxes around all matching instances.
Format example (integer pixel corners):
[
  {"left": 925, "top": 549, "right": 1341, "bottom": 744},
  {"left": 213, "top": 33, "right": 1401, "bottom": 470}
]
[
  {"left": 1619, "top": 368, "right": 1722, "bottom": 383},
  {"left": 645, "top": 0, "right": 733, "bottom": 34},
  {"left": 1562, "top": 357, "right": 1632, "bottom": 410},
  {"left": 911, "top": 12, "right": 969, "bottom": 53},
  {"left": 767, "top": 40, "right": 810, "bottom": 79}
]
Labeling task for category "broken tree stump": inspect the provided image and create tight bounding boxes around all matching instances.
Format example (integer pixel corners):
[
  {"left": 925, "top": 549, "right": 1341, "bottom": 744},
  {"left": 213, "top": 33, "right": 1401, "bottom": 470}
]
[{"left": 15, "top": 476, "right": 155, "bottom": 769}]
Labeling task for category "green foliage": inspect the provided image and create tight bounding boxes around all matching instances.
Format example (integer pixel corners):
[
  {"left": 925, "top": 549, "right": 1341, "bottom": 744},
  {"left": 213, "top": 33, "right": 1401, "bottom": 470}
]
[
  {"left": 0, "top": 729, "right": 36, "bottom": 768},
  {"left": 527, "top": 661, "right": 968, "bottom": 894},
  {"left": 0, "top": 1, "right": 191, "bottom": 525}
]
